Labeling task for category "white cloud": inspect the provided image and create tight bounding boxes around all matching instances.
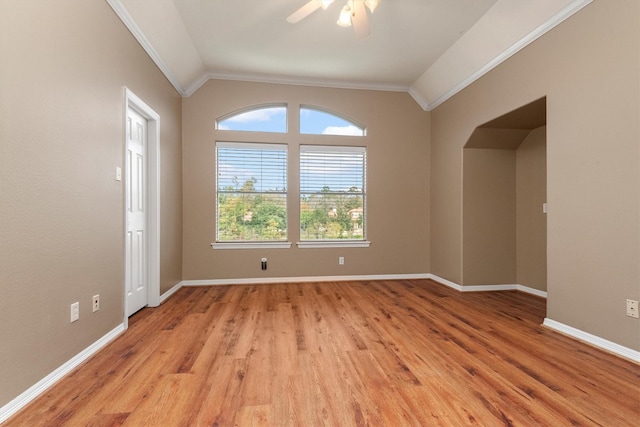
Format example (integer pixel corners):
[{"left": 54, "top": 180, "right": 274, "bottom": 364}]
[
  {"left": 322, "top": 125, "right": 364, "bottom": 136},
  {"left": 224, "top": 107, "right": 284, "bottom": 123}
]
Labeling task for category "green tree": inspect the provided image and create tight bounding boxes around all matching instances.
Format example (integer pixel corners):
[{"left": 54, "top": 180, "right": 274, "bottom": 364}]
[
  {"left": 218, "top": 178, "right": 288, "bottom": 241},
  {"left": 251, "top": 198, "right": 286, "bottom": 239}
]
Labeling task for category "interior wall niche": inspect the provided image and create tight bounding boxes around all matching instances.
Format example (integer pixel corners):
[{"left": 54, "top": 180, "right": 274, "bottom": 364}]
[{"left": 462, "top": 97, "right": 547, "bottom": 291}]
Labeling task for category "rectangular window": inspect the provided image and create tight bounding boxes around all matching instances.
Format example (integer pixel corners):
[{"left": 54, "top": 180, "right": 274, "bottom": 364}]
[
  {"left": 216, "top": 142, "right": 287, "bottom": 243},
  {"left": 300, "top": 145, "right": 366, "bottom": 242}
]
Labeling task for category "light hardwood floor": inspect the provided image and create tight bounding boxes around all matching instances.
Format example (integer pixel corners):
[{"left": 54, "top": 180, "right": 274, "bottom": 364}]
[{"left": 4, "top": 279, "right": 639, "bottom": 426}]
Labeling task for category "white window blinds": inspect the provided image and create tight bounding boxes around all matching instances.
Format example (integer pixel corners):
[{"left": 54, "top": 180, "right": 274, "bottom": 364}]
[
  {"left": 300, "top": 145, "right": 366, "bottom": 241},
  {"left": 216, "top": 142, "right": 287, "bottom": 241}
]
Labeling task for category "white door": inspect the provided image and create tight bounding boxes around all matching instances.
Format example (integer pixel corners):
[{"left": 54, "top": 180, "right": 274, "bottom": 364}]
[{"left": 125, "top": 108, "right": 148, "bottom": 316}]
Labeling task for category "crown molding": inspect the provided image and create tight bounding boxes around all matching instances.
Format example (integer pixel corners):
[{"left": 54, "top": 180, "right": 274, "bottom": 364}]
[
  {"left": 420, "top": 0, "right": 593, "bottom": 111},
  {"left": 186, "top": 71, "right": 410, "bottom": 97},
  {"left": 106, "top": 0, "right": 187, "bottom": 96},
  {"left": 408, "top": 86, "right": 430, "bottom": 111},
  {"left": 184, "top": 73, "right": 211, "bottom": 97},
  {"left": 109, "top": 0, "right": 592, "bottom": 104}
]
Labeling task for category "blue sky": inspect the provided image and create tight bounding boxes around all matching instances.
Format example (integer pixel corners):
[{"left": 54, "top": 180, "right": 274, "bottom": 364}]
[{"left": 217, "top": 106, "right": 364, "bottom": 136}]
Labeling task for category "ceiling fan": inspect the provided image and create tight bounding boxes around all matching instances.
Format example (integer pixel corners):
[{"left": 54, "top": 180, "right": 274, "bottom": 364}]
[{"left": 287, "top": 0, "right": 380, "bottom": 39}]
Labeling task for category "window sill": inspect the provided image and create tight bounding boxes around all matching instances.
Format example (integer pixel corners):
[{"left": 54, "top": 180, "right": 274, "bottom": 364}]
[
  {"left": 296, "top": 241, "right": 371, "bottom": 249},
  {"left": 211, "top": 242, "right": 292, "bottom": 250}
]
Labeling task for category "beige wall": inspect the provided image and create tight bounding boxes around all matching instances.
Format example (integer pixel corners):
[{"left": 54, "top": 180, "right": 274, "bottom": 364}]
[
  {"left": 461, "top": 127, "right": 547, "bottom": 290},
  {"left": 462, "top": 149, "right": 517, "bottom": 285},
  {"left": 431, "top": 0, "right": 640, "bottom": 350},
  {"left": 182, "top": 80, "right": 430, "bottom": 280},
  {"left": 516, "top": 127, "right": 547, "bottom": 291},
  {"left": 0, "top": 0, "right": 183, "bottom": 406}
]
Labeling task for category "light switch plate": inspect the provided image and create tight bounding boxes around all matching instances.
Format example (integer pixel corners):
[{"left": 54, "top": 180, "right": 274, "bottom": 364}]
[{"left": 71, "top": 302, "right": 79, "bottom": 322}]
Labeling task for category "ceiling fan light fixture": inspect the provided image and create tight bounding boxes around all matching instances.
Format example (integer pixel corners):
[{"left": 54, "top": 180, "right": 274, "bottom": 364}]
[
  {"left": 319, "top": 0, "right": 334, "bottom": 10},
  {"left": 364, "top": 0, "right": 379, "bottom": 13},
  {"left": 337, "top": 5, "right": 352, "bottom": 27}
]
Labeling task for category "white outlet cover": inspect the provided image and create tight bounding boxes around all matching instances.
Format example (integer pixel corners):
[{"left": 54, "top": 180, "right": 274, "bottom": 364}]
[{"left": 626, "top": 299, "right": 639, "bottom": 318}]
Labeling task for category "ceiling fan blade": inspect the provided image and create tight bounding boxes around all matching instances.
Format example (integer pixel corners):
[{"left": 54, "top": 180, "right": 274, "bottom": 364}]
[
  {"left": 287, "top": 1, "right": 322, "bottom": 24},
  {"left": 352, "top": 1, "right": 371, "bottom": 39}
]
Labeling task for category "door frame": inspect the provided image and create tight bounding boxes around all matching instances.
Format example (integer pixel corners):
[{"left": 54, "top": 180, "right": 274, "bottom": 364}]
[{"left": 124, "top": 87, "right": 161, "bottom": 327}]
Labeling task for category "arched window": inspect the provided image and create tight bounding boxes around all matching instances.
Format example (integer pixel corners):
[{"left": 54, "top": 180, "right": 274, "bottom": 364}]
[
  {"left": 213, "top": 102, "right": 369, "bottom": 248},
  {"left": 216, "top": 104, "right": 287, "bottom": 133},
  {"left": 300, "top": 106, "right": 365, "bottom": 136}
]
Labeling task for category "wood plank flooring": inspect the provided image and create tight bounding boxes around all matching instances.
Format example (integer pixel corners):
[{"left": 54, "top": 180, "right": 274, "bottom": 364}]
[{"left": 4, "top": 279, "right": 639, "bottom": 426}]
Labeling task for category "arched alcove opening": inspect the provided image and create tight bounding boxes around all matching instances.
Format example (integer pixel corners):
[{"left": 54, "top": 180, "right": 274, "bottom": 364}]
[{"left": 462, "top": 97, "right": 547, "bottom": 294}]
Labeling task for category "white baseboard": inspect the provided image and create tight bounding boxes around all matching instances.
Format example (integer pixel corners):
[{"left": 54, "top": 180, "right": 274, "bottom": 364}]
[
  {"left": 159, "top": 281, "right": 184, "bottom": 304},
  {"left": 427, "top": 274, "right": 548, "bottom": 298},
  {"left": 0, "top": 323, "right": 125, "bottom": 424},
  {"left": 543, "top": 318, "right": 640, "bottom": 364},
  {"left": 181, "top": 273, "right": 548, "bottom": 298},
  {"left": 5, "top": 274, "right": 633, "bottom": 424},
  {"left": 513, "top": 285, "right": 547, "bottom": 298},
  {"left": 431, "top": 275, "right": 639, "bottom": 363},
  {"left": 181, "top": 273, "right": 432, "bottom": 287}
]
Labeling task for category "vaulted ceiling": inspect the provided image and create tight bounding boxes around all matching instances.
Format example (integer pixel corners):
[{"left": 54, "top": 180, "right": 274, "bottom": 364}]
[{"left": 107, "top": 0, "right": 591, "bottom": 110}]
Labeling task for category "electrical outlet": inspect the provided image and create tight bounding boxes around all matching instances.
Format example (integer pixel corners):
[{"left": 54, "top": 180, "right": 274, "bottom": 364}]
[
  {"left": 339, "top": 256, "right": 345, "bottom": 265},
  {"left": 70, "top": 302, "right": 79, "bottom": 322},
  {"left": 261, "top": 257, "right": 267, "bottom": 270},
  {"left": 626, "top": 299, "right": 639, "bottom": 318},
  {"left": 92, "top": 294, "right": 100, "bottom": 312}
]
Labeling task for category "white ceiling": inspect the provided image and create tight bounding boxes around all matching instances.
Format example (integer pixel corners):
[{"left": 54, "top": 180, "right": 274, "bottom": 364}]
[
  {"left": 107, "top": 0, "right": 592, "bottom": 110},
  {"left": 173, "top": 0, "right": 497, "bottom": 87}
]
